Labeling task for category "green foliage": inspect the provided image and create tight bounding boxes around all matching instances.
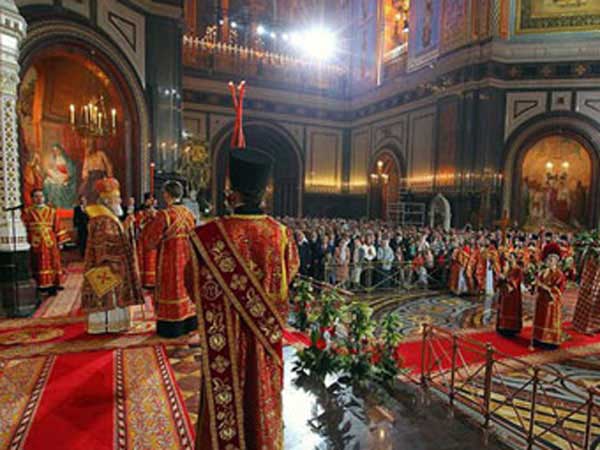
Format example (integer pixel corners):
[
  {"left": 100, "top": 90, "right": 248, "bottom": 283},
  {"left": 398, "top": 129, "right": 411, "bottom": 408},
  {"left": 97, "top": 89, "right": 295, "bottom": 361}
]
[
  {"left": 177, "top": 139, "right": 211, "bottom": 193},
  {"left": 293, "top": 289, "right": 405, "bottom": 386},
  {"left": 290, "top": 279, "right": 315, "bottom": 331}
]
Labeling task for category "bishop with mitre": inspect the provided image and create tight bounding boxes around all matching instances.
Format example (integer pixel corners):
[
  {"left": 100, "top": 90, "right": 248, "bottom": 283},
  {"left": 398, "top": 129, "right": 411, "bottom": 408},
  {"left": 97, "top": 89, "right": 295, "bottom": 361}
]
[{"left": 81, "top": 178, "right": 144, "bottom": 334}]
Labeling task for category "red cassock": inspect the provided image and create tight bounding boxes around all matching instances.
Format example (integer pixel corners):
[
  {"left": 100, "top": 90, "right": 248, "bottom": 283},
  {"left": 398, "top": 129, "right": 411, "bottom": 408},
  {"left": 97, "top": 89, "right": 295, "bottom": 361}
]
[
  {"left": 135, "top": 209, "right": 157, "bottom": 288},
  {"left": 187, "top": 215, "right": 299, "bottom": 450},
  {"left": 496, "top": 267, "right": 524, "bottom": 334},
  {"left": 533, "top": 268, "right": 567, "bottom": 346},
  {"left": 474, "top": 249, "right": 487, "bottom": 294},
  {"left": 22, "top": 205, "right": 69, "bottom": 289},
  {"left": 466, "top": 247, "right": 479, "bottom": 294},
  {"left": 141, "top": 204, "right": 197, "bottom": 337},
  {"left": 448, "top": 248, "right": 468, "bottom": 295}
]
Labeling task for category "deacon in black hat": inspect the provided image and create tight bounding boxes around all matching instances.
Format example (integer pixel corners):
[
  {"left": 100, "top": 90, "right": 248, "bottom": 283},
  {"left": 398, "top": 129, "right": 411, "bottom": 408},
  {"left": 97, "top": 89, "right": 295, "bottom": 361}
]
[
  {"left": 187, "top": 146, "right": 299, "bottom": 450},
  {"left": 227, "top": 147, "right": 273, "bottom": 215}
]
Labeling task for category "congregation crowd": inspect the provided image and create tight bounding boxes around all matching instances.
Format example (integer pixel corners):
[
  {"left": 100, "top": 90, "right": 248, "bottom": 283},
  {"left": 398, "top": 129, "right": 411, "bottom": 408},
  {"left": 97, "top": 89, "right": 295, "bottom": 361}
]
[{"left": 283, "top": 217, "right": 577, "bottom": 293}]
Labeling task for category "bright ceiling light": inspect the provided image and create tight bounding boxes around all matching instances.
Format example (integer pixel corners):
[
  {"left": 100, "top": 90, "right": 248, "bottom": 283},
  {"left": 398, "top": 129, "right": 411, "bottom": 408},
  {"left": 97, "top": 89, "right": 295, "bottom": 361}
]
[
  {"left": 282, "top": 33, "right": 289, "bottom": 41},
  {"left": 270, "top": 32, "right": 277, "bottom": 39},
  {"left": 231, "top": 21, "right": 238, "bottom": 29},
  {"left": 257, "top": 24, "right": 266, "bottom": 35},
  {"left": 302, "top": 28, "right": 336, "bottom": 60}
]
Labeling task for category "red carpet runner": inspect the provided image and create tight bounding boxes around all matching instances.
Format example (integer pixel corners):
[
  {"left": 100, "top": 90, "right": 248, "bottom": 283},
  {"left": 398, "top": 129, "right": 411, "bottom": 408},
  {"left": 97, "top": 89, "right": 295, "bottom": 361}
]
[
  {"left": 397, "top": 322, "right": 600, "bottom": 375},
  {"left": 1, "top": 345, "right": 194, "bottom": 450}
]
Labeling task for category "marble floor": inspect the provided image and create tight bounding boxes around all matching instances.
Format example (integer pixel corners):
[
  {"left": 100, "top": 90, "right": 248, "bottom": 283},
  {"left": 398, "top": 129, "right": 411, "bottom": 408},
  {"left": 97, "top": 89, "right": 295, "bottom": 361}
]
[{"left": 168, "top": 344, "right": 509, "bottom": 450}]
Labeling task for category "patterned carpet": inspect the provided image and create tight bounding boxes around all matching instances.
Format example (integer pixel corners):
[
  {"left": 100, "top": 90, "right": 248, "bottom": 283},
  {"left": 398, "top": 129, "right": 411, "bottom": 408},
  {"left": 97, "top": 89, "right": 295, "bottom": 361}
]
[{"left": 3, "top": 263, "right": 598, "bottom": 449}]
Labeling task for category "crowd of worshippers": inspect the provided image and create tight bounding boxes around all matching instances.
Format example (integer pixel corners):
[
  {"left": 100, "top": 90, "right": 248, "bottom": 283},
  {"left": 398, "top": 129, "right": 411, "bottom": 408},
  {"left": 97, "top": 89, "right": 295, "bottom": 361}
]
[{"left": 282, "top": 217, "right": 577, "bottom": 292}]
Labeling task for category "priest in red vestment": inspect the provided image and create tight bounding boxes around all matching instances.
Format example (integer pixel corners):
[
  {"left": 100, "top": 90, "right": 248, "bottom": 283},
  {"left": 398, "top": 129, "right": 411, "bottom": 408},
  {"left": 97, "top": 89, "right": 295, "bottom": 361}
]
[
  {"left": 81, "top": 178, "right": 144, "bottom": 334},
  {"left": 187, "top": 149, "right": 299, "bottom": 450},
  {"left": 135, "top": 193, "right": 158, "bottom": 289},
  {"left": 22, "top": 189, "right": 69, "bottom": 295},
  {"left": 141, "top": 181, "right": 197, "bottom": 338},
  {"left": 532, "top": 243, "right": 567, "bottom": 348},
  {"left": 496, "top": 252, "right": 524, "bottom": 336}
]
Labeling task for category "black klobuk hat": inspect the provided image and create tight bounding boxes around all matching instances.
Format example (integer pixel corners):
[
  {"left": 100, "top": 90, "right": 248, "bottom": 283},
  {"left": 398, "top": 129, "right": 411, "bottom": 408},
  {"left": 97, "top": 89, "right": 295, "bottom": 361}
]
[{"left": 229, "top": 147, "right": 273, "bottom": 195}]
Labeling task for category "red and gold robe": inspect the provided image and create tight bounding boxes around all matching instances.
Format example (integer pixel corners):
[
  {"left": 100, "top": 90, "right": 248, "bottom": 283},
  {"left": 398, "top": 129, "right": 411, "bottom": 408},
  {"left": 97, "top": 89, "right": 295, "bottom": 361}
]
[
  {"left": 449, "top": 247, "right": 469, "bottom": 294},
  {"left": 141, "top": 204, "right": 196, "bottom": 337},
  {"left": 135, "top": 209, "right": 157, "bottom": 288},
  {"left": 81, "top": 205, "right": 144, "bottom": 333},
  {"left": 187, "top": 214, "right": 299, "bottom": 450},
  {"left": 22, "top": 205, "right": 69, "bottom": 289},
  {"left": 466, "top": 247, "right": 480, "bottom": 294},
  {"left": 496, "top": 266, "right": 523, "bottom": 334},
  {"left": 533, "top": 268, "right": 567, "bottom": 346}
]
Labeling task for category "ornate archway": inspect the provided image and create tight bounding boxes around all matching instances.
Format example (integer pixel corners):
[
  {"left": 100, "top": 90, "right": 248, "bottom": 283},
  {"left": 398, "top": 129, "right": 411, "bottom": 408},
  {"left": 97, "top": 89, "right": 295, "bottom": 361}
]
[
  {"left": 19, "top": 20, "right": 151, "bottom": 201},
  {"left": 429, "top": 194, "right": 452, "bottom": 230},
  {"left": 503, "top": 115, "right": 600, "bottom": 229},
  {"left": 368, "top": 149, "right": 404, "bottom": 220},
  {"left": 211, "top": 122, "right": 303, "bottom": 217}
]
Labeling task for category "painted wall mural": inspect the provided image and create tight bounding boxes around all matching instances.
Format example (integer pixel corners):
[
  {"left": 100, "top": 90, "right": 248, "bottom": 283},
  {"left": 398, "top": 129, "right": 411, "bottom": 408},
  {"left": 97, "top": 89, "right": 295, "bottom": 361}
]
[
  {"left": 441, "top": 0, "right": 468, "bottom": 52},
  {"left": 18, "top": 51, "right": 127, "bottom": 216},
  {"left": 516, "top": 0, "right": 600, "bottom": 34},
  {"left": 520, "top": 135, "right": 591, "bottom": 230},
  {"left": 408, "top": 0, "right": 441, "bottom": 71}
]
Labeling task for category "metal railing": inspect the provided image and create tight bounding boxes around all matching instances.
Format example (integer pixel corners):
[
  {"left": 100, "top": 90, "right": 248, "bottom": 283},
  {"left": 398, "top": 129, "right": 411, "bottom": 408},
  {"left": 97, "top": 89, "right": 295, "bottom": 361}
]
[
  {"left": 418, "top": 324, "right": 600, "bottom": 450},
  {"left": 304, "top": 260, "right": 447, "bottom": 294}
]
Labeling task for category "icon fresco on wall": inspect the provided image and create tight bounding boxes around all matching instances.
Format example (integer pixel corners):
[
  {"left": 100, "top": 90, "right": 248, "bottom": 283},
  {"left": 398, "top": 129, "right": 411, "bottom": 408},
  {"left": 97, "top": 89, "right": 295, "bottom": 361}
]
[
  {"left": 517, "top": 0, "right": 600, "bottom": 33},
  {"left": 18, "top": 53, "right": 124, "bottom": 216},
  {"left": 520, "top": 135, "right": 591, "bottom": 230},
  {"left": 407, "top": 0, "right": 440, "bottom": 70}
]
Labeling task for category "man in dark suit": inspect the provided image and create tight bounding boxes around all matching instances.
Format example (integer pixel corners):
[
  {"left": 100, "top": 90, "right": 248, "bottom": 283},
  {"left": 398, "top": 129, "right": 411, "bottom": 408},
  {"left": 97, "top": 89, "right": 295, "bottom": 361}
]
[
  {"left": 295, "top": 230, "right": 312, "bottom": 276},
  {"left": 73, "top": 195, "right": 89, "bottom": 256}
]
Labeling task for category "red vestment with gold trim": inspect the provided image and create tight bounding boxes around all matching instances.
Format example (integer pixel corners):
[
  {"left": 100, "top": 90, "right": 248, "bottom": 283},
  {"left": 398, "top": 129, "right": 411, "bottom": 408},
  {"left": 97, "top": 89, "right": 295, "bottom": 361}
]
[
  {"left": 187, "top": 215, "right": 299, "bottom": 450},
  {"left": 141, "top": 204, "right": 197, "bottom": 337},
  {"left": 22, "top": 205, "right": 69, "bottom": 289},
  {"left": 496, "top": 266, "right": 523, "bottom": 333},
  {"left": 533, "top": 268, "right": 567, "bottom": 345},
  {"left": 81, "top": 205, "right": 144, "bottom": 312},
  {"left": 135, "top": 209, "right": 157, "bottom": 288}
]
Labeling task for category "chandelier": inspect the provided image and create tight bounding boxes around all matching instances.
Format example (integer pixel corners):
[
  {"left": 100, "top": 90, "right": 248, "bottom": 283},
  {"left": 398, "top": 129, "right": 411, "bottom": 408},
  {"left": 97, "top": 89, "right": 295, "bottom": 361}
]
[
  {"left": 68, "top": 95, "right": 117, "bottom": 137},
  {"left": 370, "top": 160, "right": 389, "bottom": 184}
]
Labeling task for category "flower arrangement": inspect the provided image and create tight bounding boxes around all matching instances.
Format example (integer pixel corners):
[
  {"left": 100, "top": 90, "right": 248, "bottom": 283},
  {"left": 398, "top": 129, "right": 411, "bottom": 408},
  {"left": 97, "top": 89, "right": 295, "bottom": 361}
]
[{"left": 292, "top": 285, "right": 405, "bottom": 385}]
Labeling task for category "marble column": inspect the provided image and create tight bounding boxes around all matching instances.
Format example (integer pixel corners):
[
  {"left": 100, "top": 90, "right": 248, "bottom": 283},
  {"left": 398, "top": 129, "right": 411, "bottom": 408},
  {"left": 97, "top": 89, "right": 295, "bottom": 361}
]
[{"left": 0, "top": 0, "right": 36, "bottom": 317}]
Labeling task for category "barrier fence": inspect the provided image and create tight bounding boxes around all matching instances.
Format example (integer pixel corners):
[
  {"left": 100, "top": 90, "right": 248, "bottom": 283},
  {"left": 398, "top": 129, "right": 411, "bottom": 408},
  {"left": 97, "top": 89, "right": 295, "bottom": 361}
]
[
  {"left": 418, "top": 324, "right": 600, "bottom": 450},
  {"left": 310, "top": 260, "right": 447, "bottom": 294}
]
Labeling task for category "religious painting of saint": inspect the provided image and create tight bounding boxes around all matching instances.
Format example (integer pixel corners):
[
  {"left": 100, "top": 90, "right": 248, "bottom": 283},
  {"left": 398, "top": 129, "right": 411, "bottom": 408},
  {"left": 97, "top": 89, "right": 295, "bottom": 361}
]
[
  {"left": 520, "top": 135, "right": 591, "bottom": 230},
  {"left": 18, "top": 49, "right": 127, "bottom": 220},
  {"left": 531, "top": 0, "right": 600, "bottom": 17},
  {"left": 517, "top": 0, "right": 600, "bottom": 33},
  {"left": 42, "top": 143, "right": 77, "bottom": 210},
  {"left": 79, "top": 137, "right": 115, "bottom": 203}
]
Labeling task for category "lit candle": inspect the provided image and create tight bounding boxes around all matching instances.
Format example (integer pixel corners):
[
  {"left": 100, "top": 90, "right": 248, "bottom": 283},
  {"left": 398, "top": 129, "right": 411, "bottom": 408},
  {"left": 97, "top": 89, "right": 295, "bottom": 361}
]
[
  {"left": 84, "top": 106, "right": 89, "bottom": 124},
  {"left": 69, "top": 104, "right": 75, "bottom": 125},
  {"left": 111, "top": 108, "right": 116, "bottom": 129},
  {"left": 150, "top": 162, "right": 155, "bottom": 196},
  {"left": 98, "top": 112, "right": 103, "bottom": 130}
]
